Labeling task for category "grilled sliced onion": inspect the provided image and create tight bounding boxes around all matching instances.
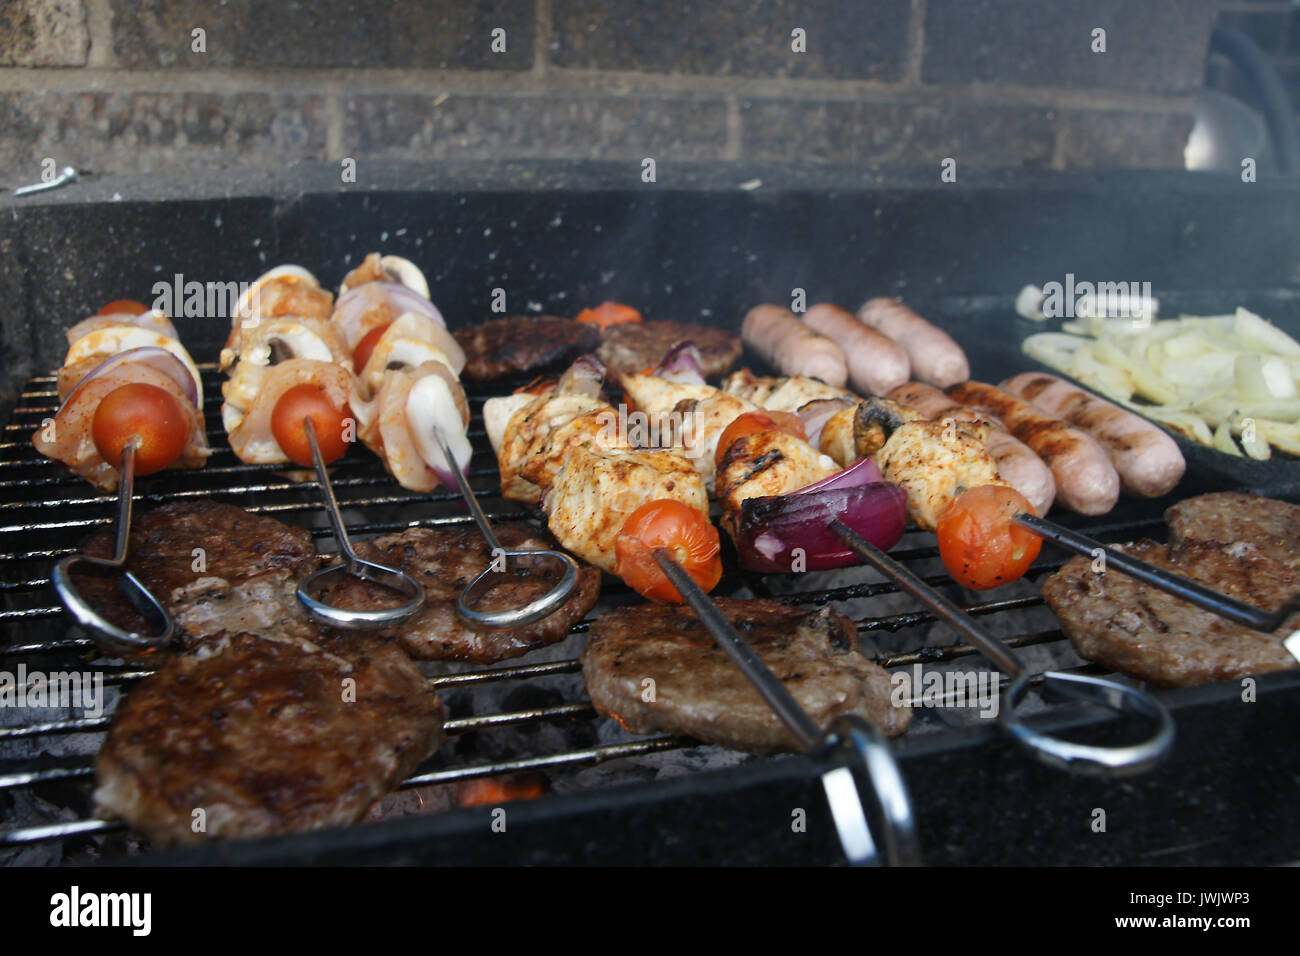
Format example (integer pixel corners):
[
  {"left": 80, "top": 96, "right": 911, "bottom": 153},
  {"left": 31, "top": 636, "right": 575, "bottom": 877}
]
[
  {"left": 797, "top": 396, "right": 855, "bottom": 449},
  {"left": 735, "top": 481, "right": 907, "bottom": 573},
  {"left": 71, "top": 347, "right": 199, "bottom": 410},
  {"left": 653, "top": 342, "right": 706, "bottom": 384},
  {"left": 558, "top": 354, "right": 606, "bottom": 397}
]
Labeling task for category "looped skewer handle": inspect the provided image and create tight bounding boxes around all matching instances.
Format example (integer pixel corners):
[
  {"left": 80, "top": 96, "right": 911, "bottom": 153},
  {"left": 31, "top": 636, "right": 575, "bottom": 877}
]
[
  {"left": 294, "top": 419, "right": 426, "bottom": 629},
  {"left": 829, "top": 519, "right": 1176, "bottom": 776},
  {"left": 1001, "top": 670, "right": 1175, "bottom": 776},
  {"left": 431, "top": 426, "right": 580, "bottom": 630},
  {"left": 1016, "top": 512, "right": 1299, "bottom": 632},
  {"left": 652, "top": 549, "right": 920, "bottom": 866},
  {"left": 821, "top": 715, "right": 922, "bottom": 866},
  {"left": 51, "top": 440, "right": 175, "bottom": 659}
]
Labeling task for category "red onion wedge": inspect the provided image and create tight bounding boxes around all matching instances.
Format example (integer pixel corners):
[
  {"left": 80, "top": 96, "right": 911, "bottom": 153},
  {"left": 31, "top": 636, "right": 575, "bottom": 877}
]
[
  {"left": 794, "top": 455, "right": 883, "bottom": 494},
  {"left": 69, "top": 347, "right": 200, "bottom": 410},
  {"left": 735, "top": 480, "right": 907, "bottom": 573},
  {"left": 653, "top": 342, "right": 706, "bottom": 384}
]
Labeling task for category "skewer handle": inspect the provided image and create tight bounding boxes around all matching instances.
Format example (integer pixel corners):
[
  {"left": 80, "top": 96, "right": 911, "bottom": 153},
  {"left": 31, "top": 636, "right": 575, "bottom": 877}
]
[{"left": 51, "top": 441, "right": 175, "bottom": 658}]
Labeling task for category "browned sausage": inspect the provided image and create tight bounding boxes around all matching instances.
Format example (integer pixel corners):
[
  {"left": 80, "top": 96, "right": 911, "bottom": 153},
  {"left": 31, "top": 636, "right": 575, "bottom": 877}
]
[
  {"left": 887, "top": 381, "right": 1057, "bottom": 517},
  {"left": 741, "top": 305, "right": 848, "bottom": 387},
  {"left": 947, "top": 381, "right": 1120, "bottom": 515},
  {"left": 1000, "top": 372, "right": 1185, "bottom": 498},
  {"left": 801, "top": 303, "right": 910, "bottom": 396},
  {"left": 856, "top": 298, "right": 969, "bottom": 388}
]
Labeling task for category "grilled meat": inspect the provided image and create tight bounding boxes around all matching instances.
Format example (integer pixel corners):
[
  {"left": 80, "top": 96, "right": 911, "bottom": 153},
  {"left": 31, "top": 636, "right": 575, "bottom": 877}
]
[
  {"left": 454, "top": 315, "right": 600, "bottom": 381},
  {"left": 582, "top": 598, "right": 910, "bottom": 754},
  {"left": 1165, "top": 492, "right": 1300, "bottom": 572},
  {"left": 868, "top": 417, "right": 1006, "bottom": 531},
  {"left": 717, "top": 429, "right": 837, "bottom": 539},
  {"left": 1042, "top": 493, "right": 1300, "bottom": 687},
  {"left": 545, "top": 445, "right": 707, "bottom": 574},
  {"left": 94, "top": 630, "right": 444, "bottom": 846},
  {"left": 74, "top": 500, "right": 319, "bottom": 644},
  {"left": 620, "top": 372, "right": 757, "bottom": 490},
  {"left": 496, "top": 390, "right": 623, "bottom": 504},
  {"left": 597, "top": 320, "right": 742, "bottom": 379},
  {"left": 318, "top": 524, "right": 602, "bottom": 663}
]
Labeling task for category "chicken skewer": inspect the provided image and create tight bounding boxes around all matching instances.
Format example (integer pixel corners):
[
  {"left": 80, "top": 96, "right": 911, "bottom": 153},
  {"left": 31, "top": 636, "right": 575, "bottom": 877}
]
[
  {"left": 39, "top": 299, "right": 211, "bottom": 655},
  {"left": 218, "top": 265, "right": 427, "bottom": 627}
]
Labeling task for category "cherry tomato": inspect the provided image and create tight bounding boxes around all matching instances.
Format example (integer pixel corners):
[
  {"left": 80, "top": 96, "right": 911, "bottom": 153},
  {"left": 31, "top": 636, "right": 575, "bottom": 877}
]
[
  {"left": 575, "top": 301, "right": 643, "bottom": 330},
  {"left": 96, "top": 299, "right": 148, "bottom": 316},
  {"left": 615, "top": 499, "right": 722, "bottom": 604},
  {"left": 352, "top": 323, "right": 390, "bottom": 373},
  {"left": 270, "top": 384, "right": 351, "bottom": 466},
  {"left": 936, "top": 485, "right": 1042, "bottom": 590},
  {"left": 714, "top": 410, "right": 807, "bottom": 468},
  {"left": 91, "top": 383, "right": 189, "bottom": 475}
]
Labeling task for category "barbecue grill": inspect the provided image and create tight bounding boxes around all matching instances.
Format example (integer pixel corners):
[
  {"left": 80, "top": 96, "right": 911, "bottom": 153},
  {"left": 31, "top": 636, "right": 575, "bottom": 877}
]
[{"left": 1, "top": 163, "right": 1298, "bottom": 865}]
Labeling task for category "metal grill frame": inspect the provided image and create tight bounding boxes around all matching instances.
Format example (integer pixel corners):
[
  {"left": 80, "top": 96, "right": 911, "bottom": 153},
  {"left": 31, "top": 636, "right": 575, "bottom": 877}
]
[{"left": 3, "top": 357, "right": 1288, "bottom": 864}]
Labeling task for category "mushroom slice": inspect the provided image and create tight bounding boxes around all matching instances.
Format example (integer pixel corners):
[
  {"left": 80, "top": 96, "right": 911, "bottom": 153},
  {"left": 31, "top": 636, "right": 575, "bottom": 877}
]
[{"left": 340, "top": 252, "right": 430, "bottom": 299}]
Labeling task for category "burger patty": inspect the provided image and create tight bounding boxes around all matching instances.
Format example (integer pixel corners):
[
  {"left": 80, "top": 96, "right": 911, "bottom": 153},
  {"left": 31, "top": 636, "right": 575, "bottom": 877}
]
[
  {"left": 581, "top": 598, "right": 910, "bottom": 754},
  {"left": 1042, "top": 493, "right": 1300, "bottom": 688},
  {"left": 318, "top": 524, "right": 601, "bottom": 663},
  {"left": 454, "top": 315, "right": 600, "bottom": 381},
  {"left": 94, "top": 630, "right": 445, "bottom": 847},
  {"left": 74, "top": 500, "right": 320, "bottom": 644},
  {"left": 1165, "top": 491, "right": 1300, "bottom": 571},
  {"left": 597, "top": 320, "right": 742, "bottom": 379}
]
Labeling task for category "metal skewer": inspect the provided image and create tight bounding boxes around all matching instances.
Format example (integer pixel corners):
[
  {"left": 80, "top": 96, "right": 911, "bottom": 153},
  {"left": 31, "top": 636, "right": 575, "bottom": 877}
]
[
  {"left": 295, "top": 419, "right": 426, "bottom": 629},
  {"left": 652, "top": 549, "right": 921, "bottom": 867},
  {"left": 1015, "top": 512, "right": 1299, "bottom": 632},
  {"left": 52, "top": 440, "right": 175, "bottom": 659},
  {"left": 431, "top": 426, "right": 580, "bottom": 630},
  {"left": 829, "top": 520, "right": 1176, "bottom": 775}
]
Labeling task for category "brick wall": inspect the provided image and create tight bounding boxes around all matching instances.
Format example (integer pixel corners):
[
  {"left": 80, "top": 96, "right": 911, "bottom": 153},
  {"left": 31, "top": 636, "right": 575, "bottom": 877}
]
[{"left": 0, "top": 0, "right": 1222, "bottom": 181}]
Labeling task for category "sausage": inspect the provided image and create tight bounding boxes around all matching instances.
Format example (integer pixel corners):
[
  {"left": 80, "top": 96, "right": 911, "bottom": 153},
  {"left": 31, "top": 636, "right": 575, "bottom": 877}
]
[
  {"left": 856, "top": 297, "right": 969, "bottom": 388},
  {"left": 887, "top": 381, "right": 1057, "bottom": 517},
  {"left": 801, "top": 303, "right": 910, "bottom": 396},
  {"left": 741, "top": 305, "right": 848, "bottom": 388},
  {"left": 947, "top": 381, "right": 1120, "bottom": 516},
  {"left": 1000, "top": 372, "right": 1186, "bottom": 498}
]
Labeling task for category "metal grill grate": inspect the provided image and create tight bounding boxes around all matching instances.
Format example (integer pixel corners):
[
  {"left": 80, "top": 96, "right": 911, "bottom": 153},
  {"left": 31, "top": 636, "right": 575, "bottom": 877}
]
[{"left": 0, "top": 365, "right": 1164, "bottom": 858}]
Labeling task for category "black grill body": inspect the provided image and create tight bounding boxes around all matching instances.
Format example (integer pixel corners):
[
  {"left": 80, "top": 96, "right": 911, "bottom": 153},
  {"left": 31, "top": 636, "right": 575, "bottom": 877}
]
[{"left": 1, "top": 163, "right": 1298, "bottom": 865}]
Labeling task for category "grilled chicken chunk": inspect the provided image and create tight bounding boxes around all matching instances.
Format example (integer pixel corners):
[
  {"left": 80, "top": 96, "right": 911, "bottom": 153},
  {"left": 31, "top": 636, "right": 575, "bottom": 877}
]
[
  {"left": 722, "top": 370, "right": 855, "bottom": 411},
  {"left": 582, "top": 599, "right": 910, "bottom": 754},
  {"left": 717, "top": 429, "right": 838, "bottom": 539},
  {"left": 94, "top": 630, "right": 444, "bottom": 846},
  {"left": 597, "top": 320, "right": 742, "bottom": 379},
  {"left": 496, "top": 390, "right": 623, "bottom": 504},
  {"left": 318, "top": 524, "right": 602, "bottom": 663},
  {"left": 454, "top": 315, "right": 600, "bottom": 381},
  {"left": 620, "top": 372, "right": 758, "bottom": 490},
  {"left": 873, "top": 420, "right": 1006, "bottom": 531},
  {"left": 545, "top": 445, "right": 708, "bottom": 574}
]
